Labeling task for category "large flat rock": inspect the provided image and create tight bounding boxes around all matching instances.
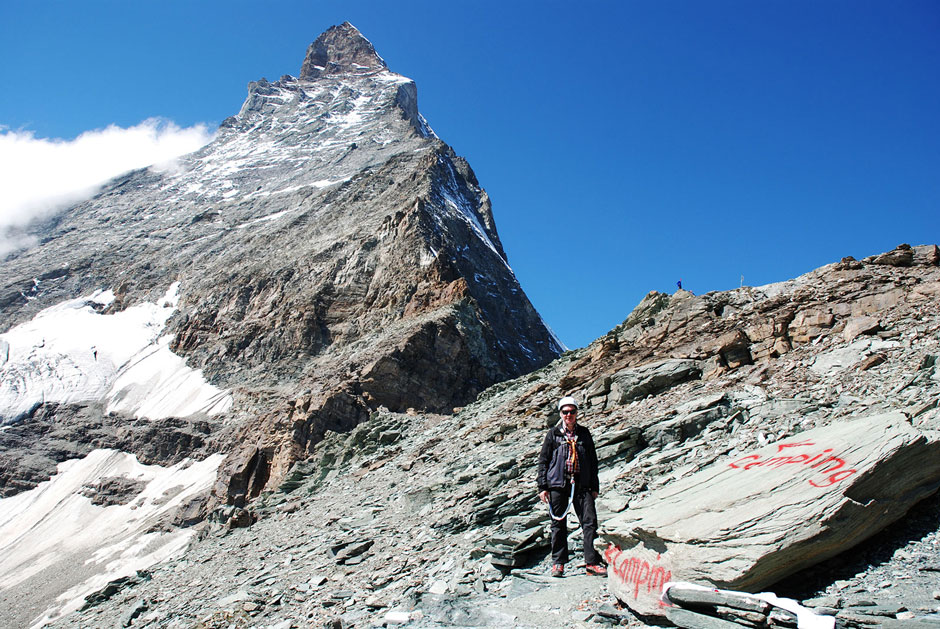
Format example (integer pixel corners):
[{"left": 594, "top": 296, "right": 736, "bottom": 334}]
[{"left": 600, "top": 411, "right": 940, "bottom": 616}]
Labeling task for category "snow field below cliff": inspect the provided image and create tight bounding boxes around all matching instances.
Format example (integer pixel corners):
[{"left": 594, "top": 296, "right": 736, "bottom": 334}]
[
  {"left": 106, "top": 335, "right": 233, "bottom": 418},
  {"left": 0, "top": 448, "right": 225, "bottom": 628},
  {"left": 0, "top": 282, "right": 232, "bottom": 423}
]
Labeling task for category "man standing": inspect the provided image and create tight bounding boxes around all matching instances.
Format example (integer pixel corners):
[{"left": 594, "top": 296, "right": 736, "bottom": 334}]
[{"left": 537, "top": 396, "right": 606, "bottom": 577}]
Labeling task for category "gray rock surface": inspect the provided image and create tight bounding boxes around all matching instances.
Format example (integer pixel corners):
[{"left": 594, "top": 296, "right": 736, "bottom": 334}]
[
  {"left": 0, "top": 403, "right": 215, "bottom": 497},
  {"left": 602, "top": 411, "right": 940, "bottom": 616},
  {"left": 300, "top": 22, "right": 388, "bottom": 80},
  {"left": 0, "top": 22, "right": 560, "bottom": 502},
  {"left": 27, "top": 245, "right": 939, "bottom": 629},
  {"left": 0, "top": 23, "right": 562, "bottom": 627}
]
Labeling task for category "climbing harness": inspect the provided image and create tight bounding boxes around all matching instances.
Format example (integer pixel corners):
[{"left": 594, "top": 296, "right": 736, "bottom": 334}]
[{"left": 547, "top": 430, "right": 579, "bottom": 521}]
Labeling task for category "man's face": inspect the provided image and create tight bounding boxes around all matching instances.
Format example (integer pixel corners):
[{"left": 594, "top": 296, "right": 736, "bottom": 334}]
[{"left": 560, "top": 405, "right": 577, "bottom": 430}]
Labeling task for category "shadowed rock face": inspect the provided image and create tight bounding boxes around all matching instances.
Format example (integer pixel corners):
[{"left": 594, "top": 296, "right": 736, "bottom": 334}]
[{"left": 0, "top": 403, "right": 215, "bottom": 498}]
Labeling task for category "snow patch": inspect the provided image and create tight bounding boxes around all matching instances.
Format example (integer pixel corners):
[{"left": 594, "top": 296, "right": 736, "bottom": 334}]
[
  {"left": 0, "top": 283, "right": 231, "bottom": 423},
  {"left": 538, "top": 312, "right": 568, "bottom": 353},
  {"left": 435, "top": 156, "right": 505, "bottom": 265},
  {"left": 312, "top": 178, "right": 348, "bottom": 188},
  {"left": 236, "top": 208, "right": 296, "bottom": 229},
  {"left": 416, "top": 113, "right": 437, "bottom": 139},
  {"left": 107, "top": 336, "right": 233, "bottom": 419},
  {"left": 0, "top": 449, "right": 224, "bottom": 628},
  {"left": 419, "top": 248, "right": 438, "bottom": 267},
  {"left": 376, "top": 71, "right": 413, "bottom": 85}
]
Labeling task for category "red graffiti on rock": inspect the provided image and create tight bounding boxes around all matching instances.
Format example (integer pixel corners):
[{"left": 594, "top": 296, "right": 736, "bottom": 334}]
[
  {"left": 604, "top": 544, "right": 672, "bottom": 602},
  {"left": 727, "top": 439, "right": 857, "bottom": 487}
]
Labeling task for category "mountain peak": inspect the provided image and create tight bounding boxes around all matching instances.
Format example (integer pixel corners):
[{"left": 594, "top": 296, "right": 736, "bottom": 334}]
[{"left": 299, "top": 22, "right": 387, "bottom": 79}]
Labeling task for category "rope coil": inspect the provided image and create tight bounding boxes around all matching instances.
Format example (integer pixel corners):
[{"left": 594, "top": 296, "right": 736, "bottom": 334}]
[{"left": 547, "top": 480, "right": 576, "bottom": 521}]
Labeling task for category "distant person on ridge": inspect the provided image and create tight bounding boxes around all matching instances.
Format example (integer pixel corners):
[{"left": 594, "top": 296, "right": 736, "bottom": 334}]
[{"left": 537, "top": 396, "right": 606, "bottom": 577}]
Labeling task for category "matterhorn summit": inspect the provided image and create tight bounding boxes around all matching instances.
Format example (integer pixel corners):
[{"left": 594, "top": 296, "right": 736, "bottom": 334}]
[
  {"left": 0, "top": 23, "right": 561, "bottom": 626},
  {"left": 299, "top": 21, "right": 389, "bottom": 79}
]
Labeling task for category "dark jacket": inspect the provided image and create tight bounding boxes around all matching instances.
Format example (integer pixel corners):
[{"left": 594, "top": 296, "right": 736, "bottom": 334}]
[{"left": 537, "top": 422, "right": 599, "bottom": 492}]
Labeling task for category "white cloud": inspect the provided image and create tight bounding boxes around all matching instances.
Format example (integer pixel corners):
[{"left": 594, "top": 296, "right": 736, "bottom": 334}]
[{"left": 0, "top": 118, "right": 214, "bottom": 256}]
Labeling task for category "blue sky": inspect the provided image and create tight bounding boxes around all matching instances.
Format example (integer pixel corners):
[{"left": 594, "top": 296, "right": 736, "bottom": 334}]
[{"left": 1, "top": 1, "right": 938, "bottom": 349}]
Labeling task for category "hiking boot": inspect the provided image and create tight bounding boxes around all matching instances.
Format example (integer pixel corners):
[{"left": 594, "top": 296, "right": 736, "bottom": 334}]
[
  {"left": 551, "top": 564, "right": 565, "bottom": 577},
  {"left": 585, "top": 564, "right": 607, "bottom": 576}
]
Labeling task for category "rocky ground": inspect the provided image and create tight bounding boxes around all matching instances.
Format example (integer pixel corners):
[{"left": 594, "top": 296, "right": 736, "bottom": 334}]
[
  {"left": 38, "top": 246, "right": 939, "bottom": 629},
  {"left": 5, "top": 22, "right": 936, "bottom": 629},
  {"left": 779, "top": 491, "right": 940, "bottom": 626}
]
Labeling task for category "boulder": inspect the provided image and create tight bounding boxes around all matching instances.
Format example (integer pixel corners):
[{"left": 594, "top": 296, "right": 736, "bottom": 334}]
[
  {"left": 745, "top": 320, "right": 791, "bottom": 361},
  {"left": 913, "top": 244, "right": 940, "bottom": 266},
  {"left": 842, "top": 316, "right": 881, "bottom": 342},
  {"left": 810, "top": 338, "right": 899, "bottom": 376},
  {"left": 644, "top": 405, "right": 731, "bottom": 448},
  {"left": 870, "top": 245, "right": 914, "bottom": 267},
  {"left": 788, "top": 309, "right": 835, "bottom": 344},
  {"left": 704, "top": 330, "right": 753, "bottom": 369},
  {"left": 607, "top": 359, "right": 703, "bottom": 404},
  {"left": 662, "top": 584, "right": 836, "bottom": 629},
  {"left": 595, "top": 426, "right": 644, "bottom": 461},
  {"left": 850, "top": 288, "right": 905, "bottom": 316},
  {"left": 600, "top": 411, "right": 940, "bottom": 617}
]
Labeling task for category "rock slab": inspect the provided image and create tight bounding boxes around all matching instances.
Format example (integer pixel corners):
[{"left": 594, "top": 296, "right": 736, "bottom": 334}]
[{"left": 600, "top": 411, "right": 940, "bottom": 616}]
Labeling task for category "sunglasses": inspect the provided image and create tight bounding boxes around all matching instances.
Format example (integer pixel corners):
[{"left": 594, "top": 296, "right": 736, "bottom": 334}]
[{"left": 561, "top": 409, "right": 577, "bottom": 416}]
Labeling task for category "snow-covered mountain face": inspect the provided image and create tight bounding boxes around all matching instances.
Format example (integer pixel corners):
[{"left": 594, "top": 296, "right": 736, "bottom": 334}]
[
  {"left": 0, "top": 23, "right": 562, "bottom": 624},
  {"left": 1, "top": 20, "right": 561, "bottom": 467}
]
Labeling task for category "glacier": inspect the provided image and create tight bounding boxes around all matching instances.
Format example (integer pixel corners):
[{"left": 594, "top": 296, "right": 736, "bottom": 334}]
[{"left": 0, "top": 282, "right": 232, "bottom": 424}]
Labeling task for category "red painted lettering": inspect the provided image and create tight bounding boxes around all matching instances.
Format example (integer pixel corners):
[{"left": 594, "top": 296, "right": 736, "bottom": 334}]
[
  {"left": 605, "top": 545, "right": 673, "bottom": 602},
  {"left": 762, "top": 456, "right": 796, "bottom": 468},
  {"left": 743, "top": 457, "right": 765, "bottom": 470},
  {"left": 809, "top": 469, "right": 857, "bottom": 487},
  {"left": 726, "top": 443, "right": 859, "bottom": 489},
  {"left": 633, "top": 561, "right": 650, "bottom": 599},
  {"left": 814, "top": 455, "right": 845, "bottom": 473},
  {"left": 807, "top": 449, "right": 834, "bottom": 467},
  {"left": 784, "top": 454, "right": 812, "bottom": 464},
  {"left": 728, "top": 455, "right": 760, "bottom": 469},
  {"left": 650, "top": 566, "right": 672, "bottom": 594}
]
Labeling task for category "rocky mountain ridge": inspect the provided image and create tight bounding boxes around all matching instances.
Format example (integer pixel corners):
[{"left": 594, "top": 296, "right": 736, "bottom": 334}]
[
  {"left": 0, "top": 22, "right": 562, "bottom": 627},
  {"left": 0, "top": 22, "right": 560, "bottom": 488},
  {"left": 20, "top": 243, "right": 940, "bottom": 629}
]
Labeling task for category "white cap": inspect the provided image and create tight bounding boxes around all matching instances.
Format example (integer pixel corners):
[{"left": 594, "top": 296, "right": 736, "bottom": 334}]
[{"left": 558, "top": 396, "right": 578, "bottom": 411}]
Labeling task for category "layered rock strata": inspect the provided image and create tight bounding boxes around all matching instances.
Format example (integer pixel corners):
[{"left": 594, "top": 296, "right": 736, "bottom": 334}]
[{"left": 41, "top": 245, "right": 940, "bottom": 629}]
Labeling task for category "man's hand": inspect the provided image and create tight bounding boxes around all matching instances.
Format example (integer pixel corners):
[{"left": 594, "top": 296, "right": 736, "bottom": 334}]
[
  {"left": 538, "top": 490, "right": 549, "bottom": 503},
  {"left": 592, "top": 491, "right": 598, "bottom": 499}
]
